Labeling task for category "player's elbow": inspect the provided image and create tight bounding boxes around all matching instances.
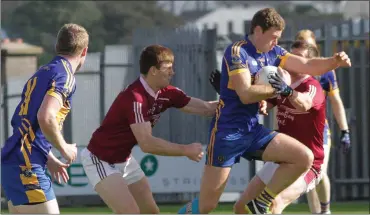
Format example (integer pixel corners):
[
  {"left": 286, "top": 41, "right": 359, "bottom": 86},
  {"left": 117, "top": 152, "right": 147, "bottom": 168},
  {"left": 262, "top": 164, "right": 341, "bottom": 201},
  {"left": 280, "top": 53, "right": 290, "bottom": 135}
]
[
  {"left": 137, "top": 136, "right": 154, "bottom": 154},
  {"left": 37, "top": 110, "right": 54, "bottom": 127}
]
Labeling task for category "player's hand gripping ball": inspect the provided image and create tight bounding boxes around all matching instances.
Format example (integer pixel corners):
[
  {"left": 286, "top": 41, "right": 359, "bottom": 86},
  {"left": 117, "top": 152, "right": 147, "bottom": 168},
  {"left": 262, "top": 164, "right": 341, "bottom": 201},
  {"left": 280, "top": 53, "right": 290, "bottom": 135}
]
[{"left": 255, "top": 66, "right": 291, "bottom": 86}]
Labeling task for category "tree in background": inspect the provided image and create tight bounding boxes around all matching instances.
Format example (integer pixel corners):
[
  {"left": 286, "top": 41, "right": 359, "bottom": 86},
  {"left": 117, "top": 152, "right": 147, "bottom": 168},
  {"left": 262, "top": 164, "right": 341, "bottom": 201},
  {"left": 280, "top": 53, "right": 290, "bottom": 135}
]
[{"left": 2, "top": 1, "right": 184, "bottom": 65}]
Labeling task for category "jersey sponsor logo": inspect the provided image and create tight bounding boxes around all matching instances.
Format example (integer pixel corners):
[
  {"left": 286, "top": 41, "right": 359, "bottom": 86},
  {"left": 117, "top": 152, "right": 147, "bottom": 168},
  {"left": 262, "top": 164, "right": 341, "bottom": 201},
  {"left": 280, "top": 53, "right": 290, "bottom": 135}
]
[
  {"left": 251, "top": 59, "right": 258, "bottom": 66},
  {"left": 152, "top": 114, "right": 160, "bottom": 125},
  {"left": 147, "top": 103, "right": 163, "bottom": 115},
  {"left": 257, "top": 57, "right": 266, "bottom": 65}
]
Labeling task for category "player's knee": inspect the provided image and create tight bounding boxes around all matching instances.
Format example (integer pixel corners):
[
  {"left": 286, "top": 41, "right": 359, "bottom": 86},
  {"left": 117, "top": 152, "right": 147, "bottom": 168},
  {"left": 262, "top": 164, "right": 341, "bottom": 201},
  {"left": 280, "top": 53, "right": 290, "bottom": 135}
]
[
  {"left": 297, "top": 147, "right": 314, "bottom": 171},
  {"left": 199, "top": 201, "right": 218, "bottom": 214}
]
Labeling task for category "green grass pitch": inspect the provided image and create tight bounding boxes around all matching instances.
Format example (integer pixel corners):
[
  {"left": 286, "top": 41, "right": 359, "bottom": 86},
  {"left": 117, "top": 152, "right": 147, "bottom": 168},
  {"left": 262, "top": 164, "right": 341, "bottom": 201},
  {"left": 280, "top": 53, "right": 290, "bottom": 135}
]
[{"left": 1, "top": 201, "right": 369, "bottom": 214}]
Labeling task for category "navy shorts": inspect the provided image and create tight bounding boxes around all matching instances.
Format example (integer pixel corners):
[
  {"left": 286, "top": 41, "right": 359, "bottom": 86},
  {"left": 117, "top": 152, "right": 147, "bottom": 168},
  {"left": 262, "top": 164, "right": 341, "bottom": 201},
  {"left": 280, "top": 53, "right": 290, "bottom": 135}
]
[
  {"left": 1, "top": 164, "right": 56, "bottom": 206},
  {"left": 206, "top": 124, "right": 277, "bottom": 167}
]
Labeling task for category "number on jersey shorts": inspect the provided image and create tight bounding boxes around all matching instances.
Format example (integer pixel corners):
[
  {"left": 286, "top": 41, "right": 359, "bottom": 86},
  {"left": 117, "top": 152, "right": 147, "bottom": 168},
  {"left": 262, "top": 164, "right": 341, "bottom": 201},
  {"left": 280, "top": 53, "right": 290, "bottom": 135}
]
[
  {"left": 80, "top": 148, "right": 145, "bottom": 188},
  {"left": 256, "top": 162, "right": 323, "bottom": 194}
]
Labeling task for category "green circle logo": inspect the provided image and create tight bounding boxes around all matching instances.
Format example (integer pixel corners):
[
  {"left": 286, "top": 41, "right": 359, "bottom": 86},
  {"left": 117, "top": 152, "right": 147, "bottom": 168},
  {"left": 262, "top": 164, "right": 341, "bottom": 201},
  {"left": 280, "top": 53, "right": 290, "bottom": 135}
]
[{"left": 140, "top": 155, "right": 158, "bottom": 177}]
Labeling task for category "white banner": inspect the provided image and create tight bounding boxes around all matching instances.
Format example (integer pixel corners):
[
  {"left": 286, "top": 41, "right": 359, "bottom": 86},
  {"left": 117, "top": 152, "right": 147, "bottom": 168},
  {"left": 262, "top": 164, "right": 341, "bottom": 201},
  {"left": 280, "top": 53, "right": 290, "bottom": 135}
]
[{"left": 50, "top": 145, "right": 251, "bottom": 196}]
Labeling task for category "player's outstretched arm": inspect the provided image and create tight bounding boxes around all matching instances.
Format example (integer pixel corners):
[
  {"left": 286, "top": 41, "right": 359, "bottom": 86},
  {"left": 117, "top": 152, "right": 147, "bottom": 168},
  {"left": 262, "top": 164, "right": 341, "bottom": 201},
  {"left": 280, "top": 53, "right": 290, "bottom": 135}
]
[
  {"left": 328, "top": 90, "right": 351, "bottom": 153},
  {"left": 180, "top": 97, "right": 218, "bottom": 117},
  {"left": 130, "top": 122, "right": 204, "bottom": 162},
  {"left": 283, "top": 51, "right": 351, "bottom": 76},
  {"left": 328, "top": 91, "right": 349, "bottom": 131},
  {"left": 38, "top": 94, "right": 77, "bottom": 163}
]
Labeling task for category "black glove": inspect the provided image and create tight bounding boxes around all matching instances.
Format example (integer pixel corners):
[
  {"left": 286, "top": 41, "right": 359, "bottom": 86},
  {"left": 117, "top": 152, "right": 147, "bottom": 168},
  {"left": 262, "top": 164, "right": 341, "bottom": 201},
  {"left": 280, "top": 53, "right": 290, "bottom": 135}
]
[
  {"left": 268, "top": 73, "right": 293, "bottom": 97},
  {"left": 209, "top": 69, "right": 221, "bottom": 94},
  {"left": 340, "top": 129, "right": 351, "bottom": 153}
]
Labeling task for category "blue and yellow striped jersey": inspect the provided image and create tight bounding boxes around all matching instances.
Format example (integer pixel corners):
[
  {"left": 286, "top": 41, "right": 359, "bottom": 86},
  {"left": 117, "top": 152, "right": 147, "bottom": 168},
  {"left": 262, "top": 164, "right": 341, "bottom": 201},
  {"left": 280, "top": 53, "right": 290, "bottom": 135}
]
[
  {"left": 1, "top": 56, "right": 76, "bottom": 167},
  {"left": 319, "top": 70, "right": 339, "bottom": 97},
  {"left": 212, "top": 35, "right": 290, "bottom": 132}
]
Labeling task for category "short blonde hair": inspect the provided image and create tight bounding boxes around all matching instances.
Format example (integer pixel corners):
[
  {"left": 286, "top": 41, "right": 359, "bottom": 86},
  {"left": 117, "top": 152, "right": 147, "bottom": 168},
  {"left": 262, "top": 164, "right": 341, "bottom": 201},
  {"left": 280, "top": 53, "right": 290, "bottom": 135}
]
[
  {"left": 55, "top": 23, "right": 89, "bottom": 57},
  {"left": 291, "top": 40, "right": 320, "bottom": 58},
  {"left": 295, "top": 29, "right": 317, "bottom": 46}
]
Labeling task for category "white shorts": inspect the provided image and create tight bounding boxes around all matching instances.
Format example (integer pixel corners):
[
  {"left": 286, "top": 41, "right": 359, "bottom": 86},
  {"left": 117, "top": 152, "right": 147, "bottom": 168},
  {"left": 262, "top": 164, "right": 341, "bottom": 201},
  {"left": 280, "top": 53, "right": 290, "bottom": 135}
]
[
  {"left": 80, "top": 148, "right": 145, "bottom": 188},
  {"left": 257, "top": 162, "right": 323, "bottom": 193},
  {"left": 323, "top": 143, "right": 331, "bottom": 158}
]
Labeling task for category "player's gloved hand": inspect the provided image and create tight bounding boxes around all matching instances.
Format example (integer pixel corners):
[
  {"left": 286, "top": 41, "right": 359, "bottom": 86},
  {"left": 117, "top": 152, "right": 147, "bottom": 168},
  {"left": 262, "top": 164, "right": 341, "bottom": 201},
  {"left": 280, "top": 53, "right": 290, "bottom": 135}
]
[
  {"left": 340, "top": 130, "right": 351, "bottom": 153},
  {"left": 185, "top": 143, "right": 204, "bottom": 162},
  {"left": 268, "top": 73, "right": 293, "bottom": 97},
  {"left": 209, "top": 69, "right": 221, "bottom": 94},
  {"left": 60, "top": 143, "right": 78, "bottom": 164}
]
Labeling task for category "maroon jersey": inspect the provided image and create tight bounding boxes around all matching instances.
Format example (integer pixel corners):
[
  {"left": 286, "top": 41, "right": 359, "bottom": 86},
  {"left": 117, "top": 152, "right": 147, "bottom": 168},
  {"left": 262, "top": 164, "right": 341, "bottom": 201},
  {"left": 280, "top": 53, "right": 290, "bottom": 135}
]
[
  {"left": 268, "top": 76, "right": 326, "bottom": 171},
  {"left": 87, "top": 77, "right": 191, "bottom": 163}
]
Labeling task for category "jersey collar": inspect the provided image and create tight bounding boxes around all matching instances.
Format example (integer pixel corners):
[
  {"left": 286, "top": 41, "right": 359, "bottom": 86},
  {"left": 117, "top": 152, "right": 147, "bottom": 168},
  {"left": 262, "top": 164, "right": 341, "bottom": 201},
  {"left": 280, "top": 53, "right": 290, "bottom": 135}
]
[
  {"left": 290, "top": 75, "right": 310, "bottom": 89},
  {"left": 54, "top": 56, "right": 73, "bottom": 73},
  {"left": 139, "top": 76, "right": 159, "bottom": 99}
]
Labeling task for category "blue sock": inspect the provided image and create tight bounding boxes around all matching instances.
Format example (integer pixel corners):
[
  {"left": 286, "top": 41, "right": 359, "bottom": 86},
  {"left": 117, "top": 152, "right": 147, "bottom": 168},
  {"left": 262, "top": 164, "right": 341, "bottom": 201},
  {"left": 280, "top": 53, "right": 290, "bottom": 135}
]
[{"left": 178, "top": 198, "right": 200, "bottom": 214}]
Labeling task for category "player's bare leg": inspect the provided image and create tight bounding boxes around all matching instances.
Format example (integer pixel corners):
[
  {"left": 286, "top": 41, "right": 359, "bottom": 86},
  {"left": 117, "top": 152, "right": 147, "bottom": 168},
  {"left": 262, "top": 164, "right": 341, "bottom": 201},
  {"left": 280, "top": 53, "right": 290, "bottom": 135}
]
[
  {"left": 178, "top": 165, "right": 231, "bottom": 214},
  {"left": 306, "top": 141, "right": 331, "bottom": 214},
  {"left": 269, "top": 175, "right": 308, "bottom": 214},
  {"left": 245, "top": 133, "right": 314, "bottom": 213},
  {"left": 313, "top": 143, "right": 331, "bottom": 214},
  {"left": 8, "top": 199, "right": 60, "bottom": 214},
  {"left": 316, "top": 174, "right": 331, "bottom": 213},
  {"left": 128, "top": 177, "right": 160, "bottom": 214},
  {"left": 306, "top": 188, "right": 321, "bottom": 213},
  {"left": 263, "top": 133, "right": 313, "bottom": 194},
  {"left": 94, "top": 173, "right": 140, "bottom": 214},
  {"left": 8, "top": 201, "right": 18, "bottom": 214},
  {"left": 234, "top": 175, "right": 266, "bottom": 214},
  {"left": 198, "top": 166, "right": 231, "bottom": 213}
]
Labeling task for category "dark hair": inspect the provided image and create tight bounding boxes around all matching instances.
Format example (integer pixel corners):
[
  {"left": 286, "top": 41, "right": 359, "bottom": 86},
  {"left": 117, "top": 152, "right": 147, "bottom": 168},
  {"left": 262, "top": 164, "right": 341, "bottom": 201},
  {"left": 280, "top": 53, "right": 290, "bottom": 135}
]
[
  {"left": 250, "top": 8, "right": 285, "bottom": 34},
  {"left": 291, "top": 40, "right": 320, "bottom": 58},
  {"left": 139, "top": 45, "right": 174, "bottom": 75}
]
